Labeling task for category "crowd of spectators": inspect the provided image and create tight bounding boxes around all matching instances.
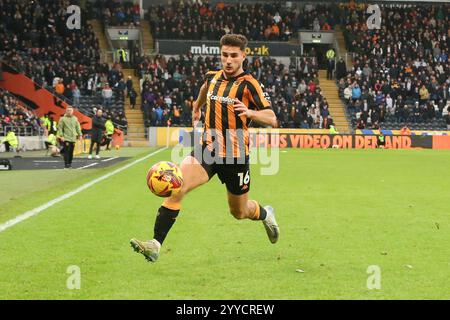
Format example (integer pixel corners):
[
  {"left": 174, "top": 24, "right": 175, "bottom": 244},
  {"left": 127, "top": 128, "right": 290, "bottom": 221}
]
[
  {"left": 0, "top": 88, "right": 42, "bottom": 135},
  {"left": 0, "top": 0, "right": 128, "bottom": 130},
  {"left": 147, "top": 1, "right": 339, "bottom": 42},
  {"left": 95, "top": 0, "right": 141, "bottom": 27},
  {"left": 0, "top": 0, "right": 100, "bottom": 67},
  {"left": 340, "top": 4, "right": 450, "bottom": 130},
  {"left": 248, "top": 55, "right": 335, "bottom": 129},
  {"left": 3, "top": 0, "right": 449, "bottom": 134},
  {"left": 133, "top": 51, "right": 333, "bottom": 129},
  {"left": 4, "top": 51, "right": 128, "bottom": 129}
]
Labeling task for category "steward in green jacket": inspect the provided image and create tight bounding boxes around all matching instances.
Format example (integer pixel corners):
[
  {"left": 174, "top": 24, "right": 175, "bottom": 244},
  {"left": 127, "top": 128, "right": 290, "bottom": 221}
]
[{"left": 1, "top": 129, "right": 18, "bottom": 152}]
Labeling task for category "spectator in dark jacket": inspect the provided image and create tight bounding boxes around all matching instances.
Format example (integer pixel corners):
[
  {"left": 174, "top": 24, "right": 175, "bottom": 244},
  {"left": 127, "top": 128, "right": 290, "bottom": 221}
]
[
  {"left": 89, "top": 108, "right": 106, "bottom": 159},
  {"left": 126, "top": 76, "right": 133, "bottom": 96},
  {"left": 129, "top": 88, "right": 137, "bottom": 109},
  {"left": 336, "top": 58, "right": 347, "bottom": 80}
]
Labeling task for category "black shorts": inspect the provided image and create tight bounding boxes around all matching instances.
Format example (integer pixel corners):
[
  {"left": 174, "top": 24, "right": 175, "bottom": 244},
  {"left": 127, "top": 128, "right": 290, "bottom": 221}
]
[{"left": 190, "top": 144, "right": 250, "bottom": 195}]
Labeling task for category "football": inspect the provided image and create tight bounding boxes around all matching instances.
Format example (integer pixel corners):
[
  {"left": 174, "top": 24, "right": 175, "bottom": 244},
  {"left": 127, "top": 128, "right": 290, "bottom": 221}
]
[{"left": 146, "top": 161, "right": 184, "bottom": 197}]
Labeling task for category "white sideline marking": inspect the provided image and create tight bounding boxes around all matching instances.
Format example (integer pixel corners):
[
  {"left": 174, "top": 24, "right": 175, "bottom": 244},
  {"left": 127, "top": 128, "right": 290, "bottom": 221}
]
[
  {"left": 33, "top": 161, "right": 60, "bottom": 163},
  {"left": 101, "top": 157, "right": 118, "bottom": 162},
  {"left": 77, "top": 162, "right": 99, "bottom": 170},
  {"left": 0, "top": 148, "right": 167, "bottom": 233}
]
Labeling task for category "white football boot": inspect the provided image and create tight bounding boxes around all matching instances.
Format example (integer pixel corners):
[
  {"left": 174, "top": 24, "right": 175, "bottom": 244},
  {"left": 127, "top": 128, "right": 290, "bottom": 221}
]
[
  {"left": 130, "top": 238, "right": 161, "bottom": 262},
  {"left": 262, "top": 206, "right": 279, "bottom": 244}
]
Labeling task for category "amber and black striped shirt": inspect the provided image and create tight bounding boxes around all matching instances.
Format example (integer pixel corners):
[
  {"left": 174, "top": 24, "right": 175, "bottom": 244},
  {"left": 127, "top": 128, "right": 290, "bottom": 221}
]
[{"left": 202, "top": 69, "right": 271, "bottom": 158}]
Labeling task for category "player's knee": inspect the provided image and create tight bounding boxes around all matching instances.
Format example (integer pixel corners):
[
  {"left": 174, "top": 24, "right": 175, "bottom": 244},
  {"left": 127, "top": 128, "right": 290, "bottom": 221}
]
[
  {"left": 170, "top": 187, "right": 186, "bottom": 202},
  {"left": 178, "top": 182, "right": 193, "bottom": 198}
]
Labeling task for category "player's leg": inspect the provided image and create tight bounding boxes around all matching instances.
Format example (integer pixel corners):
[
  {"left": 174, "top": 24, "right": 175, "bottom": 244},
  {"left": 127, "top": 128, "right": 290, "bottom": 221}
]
[
  {"left": 227, "top": 191, "right": 263, "bottom": 220},
  {"left": 222, "top": 163, "right": 279, "bottom": 244},
  {"left": 88, "top": 140, "right": 94, "bottom": 156},
  {"left": 130, "top": 154, "right": 211, "bottom": 262},
  {"left": 106, "top": 135, "right": 112, "bottom": 150},
  {"left": 63, "top": 142, "right": 70, "bottom": 167},
  {"left": 152, "top": 155, "right": 210, "bottom": 244},
  {"left": 69, "top": 142, "right": 75, "bottom": 166},
  {"left": 227, "top": 191, "right": 279, "bottom": 244},
  {"left": 95, "top": 141, "right": 100, "bottom": 157},
  {"left": 68, "top": 142, "right": 75, "bottom": 167}
]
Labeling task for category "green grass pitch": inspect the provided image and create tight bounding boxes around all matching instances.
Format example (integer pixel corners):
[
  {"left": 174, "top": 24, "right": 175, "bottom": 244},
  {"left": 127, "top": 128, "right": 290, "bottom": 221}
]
[{"left": 0, "top": 147, "right": 449, "bottom": 299}]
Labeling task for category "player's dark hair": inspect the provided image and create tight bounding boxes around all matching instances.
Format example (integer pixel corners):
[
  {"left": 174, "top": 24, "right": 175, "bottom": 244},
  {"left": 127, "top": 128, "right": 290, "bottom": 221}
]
[{"left": 220, "top": 34, "right": 248, "bottom": 51}]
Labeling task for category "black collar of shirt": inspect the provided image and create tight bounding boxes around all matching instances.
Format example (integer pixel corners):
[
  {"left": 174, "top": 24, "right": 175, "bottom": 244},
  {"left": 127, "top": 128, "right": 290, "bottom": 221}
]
[{"left": 220, "top": 70, "right": 248, "bottom": 82}]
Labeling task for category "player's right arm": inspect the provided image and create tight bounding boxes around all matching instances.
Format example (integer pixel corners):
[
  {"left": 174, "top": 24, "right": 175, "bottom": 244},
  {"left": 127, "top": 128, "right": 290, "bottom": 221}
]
[{"left": 192, "top": 82, "right": 208, "bottom": 128}]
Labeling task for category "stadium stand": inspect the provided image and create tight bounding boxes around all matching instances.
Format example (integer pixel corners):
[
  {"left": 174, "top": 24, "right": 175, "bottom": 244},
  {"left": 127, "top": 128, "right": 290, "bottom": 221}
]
[
  {"left": 1, "top": 0, "right": 449, "bottom": 137},
  {"left": 340, "top": 3, "right": 449, "bottom": 130},
  {"left": 0, "top": 0, "right": 128, "bottom": 134},
  {"left": 133, "top": 51, "right": 335, "bottom": 129},
  {"left": 0, "top": 88, "right": 42, "bottom": 136},
  {"left": 95, "top": 0, "right": 141, "bottom": 27},
  {"left": 146, "top": 2, "right": 339, "bottom": 41},
  {"left": 128, "top": 0, "right": 344, "bottom": 130}
]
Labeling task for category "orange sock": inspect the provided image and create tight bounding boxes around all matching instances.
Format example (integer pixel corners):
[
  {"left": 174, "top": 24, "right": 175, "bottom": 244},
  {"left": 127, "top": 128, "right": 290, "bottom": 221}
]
[
  {"left": 249, "top": 200, "right": 261, "bottom": 220},
  {"left": 162, "top": 199, "right": 182, "bottom": 211}
]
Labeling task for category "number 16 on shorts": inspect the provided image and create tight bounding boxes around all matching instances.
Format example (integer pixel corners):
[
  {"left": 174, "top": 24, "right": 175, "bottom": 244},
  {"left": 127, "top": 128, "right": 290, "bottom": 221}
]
[{"left": 238, "top": 171, "right": 250, "bottom": 187}]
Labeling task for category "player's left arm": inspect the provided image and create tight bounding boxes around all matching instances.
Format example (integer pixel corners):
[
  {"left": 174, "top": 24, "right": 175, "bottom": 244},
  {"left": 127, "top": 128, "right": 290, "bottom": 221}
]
[
  {"left": 234, "top": 100, "right": 277, "bottom": 128},
  {"left": 234, "top": 81, "right": 278, "bottom": 128},
  {"left": 76, "top": 119, "right": 82, "bottom": 140}
]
